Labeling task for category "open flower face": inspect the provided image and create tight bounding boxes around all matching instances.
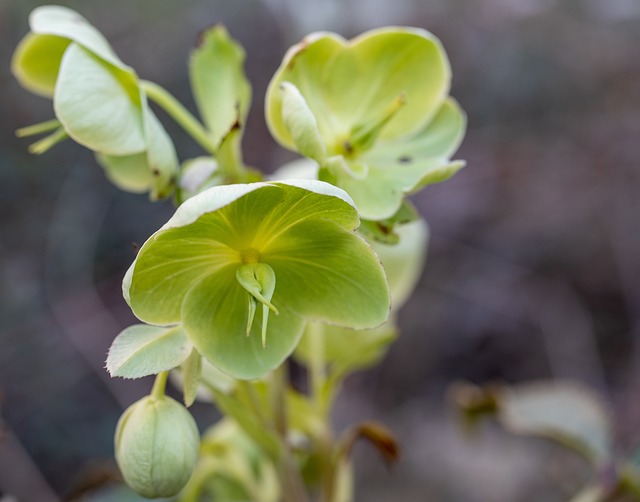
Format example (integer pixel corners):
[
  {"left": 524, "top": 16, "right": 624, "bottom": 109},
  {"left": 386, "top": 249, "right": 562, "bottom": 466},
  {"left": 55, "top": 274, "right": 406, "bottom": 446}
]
[
  {"left": 123, "top": 180, "right": 390, "bottom": 379},
  {"left": 265, "top": 27, "right": 466, "bottom": 220},
  {"left": 11, "top": 6, "right": 176, "bottom": 198}
]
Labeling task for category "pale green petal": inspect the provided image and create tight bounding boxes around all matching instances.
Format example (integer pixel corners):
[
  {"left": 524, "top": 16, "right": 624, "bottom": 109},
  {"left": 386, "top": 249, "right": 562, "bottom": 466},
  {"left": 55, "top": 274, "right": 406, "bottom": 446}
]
[
  {"left": 372, "top": 98, "right": 466, "bottom": 162},
  {"left": 30, "top": 5, "right": 126, "bottom": 69},
  {"left": 179, "top": 157, "right": 222, "bottom": 201},
  {"left": 266, "top": 220, "right": 389, "bottom": 328},
  {"left": 337, "top": 158, "right": 464, "bottom": 220},
  {"left": 11, "top": 33, "right": 70, "bottom": 97},
  {"left": 161, "top": 182, "right": 271, "bottom": 230},
  {"left": 270, "top": 158, "right": 319, "bottom": 181},
  {"left": 96, "top": 152, "right": 154, "bottom": 193},
  {"left": 163, "top": 181, "right": 357, "bottom": 237},
  {"left": 127, "top": 225, "right": 238, "bottom": 325},
  {"left": 94, "top": 104, "right": 177, "bottom": 199},
  {"left": 372, "top": 218, "right": 429, "bottom": 308},
  {"left": 142, "top": 100, "right": 178, "bottom": 199},
  {"left": 182, "top": 266, "right": 305, "bottom": 380},
  {"left": 412, "top": 160, "right": 466, "bottom": 192},
  {"left": 266, "top": 32, "right": 345, "bottom": 150},
  {"left": 267, "top": 28, "right": 451, "bottom": 151},
  {"left": 279, "top": 82, "right": 326, "bottom": 162},
  {"left": 106, "top": 324, "right": 192, "bottom": 379},
  {"left": 276, "top": 179, "right": 356, "bottom": 215},
  {"left": 54, "top": 43, "right": 145, "bottom": 155},
  {"left": 189, "top": 25, "right": 251, "bottom": 147}
]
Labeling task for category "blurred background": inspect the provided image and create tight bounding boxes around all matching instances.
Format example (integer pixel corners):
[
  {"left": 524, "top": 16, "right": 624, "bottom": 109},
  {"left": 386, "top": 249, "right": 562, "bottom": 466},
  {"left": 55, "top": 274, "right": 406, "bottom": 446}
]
[{"left": 1, "top": 0, "right": 640, "bottom": 500}]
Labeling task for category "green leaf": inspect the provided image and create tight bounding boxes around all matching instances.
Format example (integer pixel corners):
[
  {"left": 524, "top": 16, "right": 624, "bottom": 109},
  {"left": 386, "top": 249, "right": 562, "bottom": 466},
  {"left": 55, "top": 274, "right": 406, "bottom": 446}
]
[
  {"left": 181, "top": 348, "right": 202, "bottom": 407},
  {"left": 279, "top": 81, "right": 327, "bottom": 162},
  {"left": 190, "top": 25, "right": 251, "bottom": 148},
  {"left": 106, "top": 324, "right": 192, "bottom": 379},
  {"left": 54, "top": 43, "right": 145, "bottom": 155},
  {"left": 499, "top": 381, "right": 613, "bottom": 464},
  {"left": 266, "top": 27, "right": 451, "bottom": 152}
]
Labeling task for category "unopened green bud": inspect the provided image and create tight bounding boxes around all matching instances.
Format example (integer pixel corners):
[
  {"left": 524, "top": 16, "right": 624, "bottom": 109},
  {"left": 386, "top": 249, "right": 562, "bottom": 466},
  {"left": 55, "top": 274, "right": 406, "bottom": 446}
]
[{"left": 115, "top": 395, "right": 200, "bottom": 498}]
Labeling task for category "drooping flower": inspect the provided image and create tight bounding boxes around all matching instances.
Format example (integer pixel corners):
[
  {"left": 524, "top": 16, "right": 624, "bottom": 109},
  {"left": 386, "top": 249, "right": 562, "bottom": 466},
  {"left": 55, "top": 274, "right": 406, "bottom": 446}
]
[
  {"left": 123, "top": 180, "right": 390, "bottom": 379},
  {"left": 265, "top": 27, "right": 466, "bottom": 220},
  {"left": 11, "top": 5, "right": 177, "bottom": 198}
]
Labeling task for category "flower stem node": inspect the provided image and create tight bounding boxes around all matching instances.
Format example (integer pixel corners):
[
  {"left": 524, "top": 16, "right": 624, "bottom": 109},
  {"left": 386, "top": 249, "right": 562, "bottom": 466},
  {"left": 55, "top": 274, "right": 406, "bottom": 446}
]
[{"left": 115, "top": 394, "right": 200, "bottom": 498}]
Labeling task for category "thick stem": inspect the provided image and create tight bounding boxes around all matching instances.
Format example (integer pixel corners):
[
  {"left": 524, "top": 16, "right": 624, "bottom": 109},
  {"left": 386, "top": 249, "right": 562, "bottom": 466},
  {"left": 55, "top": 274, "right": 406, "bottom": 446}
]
[
  {"left": 308, "top": 324, "right": 337, "bottom": 502},
  {"left": 270, "top": 364, "right": 310, "bottom": 502},
  {"left": 140, "top": 80, "right": 217, "bottom": 156},
  {"left": 308, "top": 323, "right": 326, "bottom": 415}
]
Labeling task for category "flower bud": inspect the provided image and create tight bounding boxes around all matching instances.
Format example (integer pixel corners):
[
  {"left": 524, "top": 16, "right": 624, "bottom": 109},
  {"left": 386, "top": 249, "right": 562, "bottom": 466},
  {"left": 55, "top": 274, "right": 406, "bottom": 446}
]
[{"left": 115, "top": 395, "right": 199, "bottom": 498}]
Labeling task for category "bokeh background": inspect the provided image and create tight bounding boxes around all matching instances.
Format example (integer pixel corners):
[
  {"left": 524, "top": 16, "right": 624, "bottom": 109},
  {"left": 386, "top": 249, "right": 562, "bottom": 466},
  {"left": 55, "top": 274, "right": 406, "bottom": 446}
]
[{"left": 1, "top": 0, "right": 640, "bottom": 500}]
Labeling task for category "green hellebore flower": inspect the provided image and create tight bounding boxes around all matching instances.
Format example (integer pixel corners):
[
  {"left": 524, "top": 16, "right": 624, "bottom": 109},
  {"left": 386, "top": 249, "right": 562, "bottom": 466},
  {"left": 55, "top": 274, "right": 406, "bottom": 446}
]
[
  {"left": 123, "top": 180, "right": 390, "bottom": 380},
  {"left": 265, "top": 27, "right": 466, "bottom": 220},
  {"left": 11, "top": 5, "right": 177, "bottom": 198},
  {"left": 123, "top": 180, "right": 389, "bottom": 379},
  {"left": 115, "top": 394, "right": 199, "bottom": 498}
]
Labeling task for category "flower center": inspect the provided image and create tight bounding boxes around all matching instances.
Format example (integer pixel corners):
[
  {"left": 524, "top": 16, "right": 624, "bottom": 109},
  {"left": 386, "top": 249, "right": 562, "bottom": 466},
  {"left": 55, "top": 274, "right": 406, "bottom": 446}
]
[
  {"left": 240, "top": 248, "right": 261, "bottom": 264},
  {"left": 236, "top": 262, "right": 278, "bottom": 348}
]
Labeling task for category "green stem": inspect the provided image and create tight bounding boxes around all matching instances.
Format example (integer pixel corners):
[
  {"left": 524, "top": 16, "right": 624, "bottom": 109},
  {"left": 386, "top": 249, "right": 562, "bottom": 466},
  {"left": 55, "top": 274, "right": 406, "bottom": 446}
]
[
  {"left": 308, "top": 324, "right": 337, "bottom": 502},
  {"left": 308, "top": 323, "right": 326, "bottom": 415},
  {"left": 238, "top": 380, "right": 268, "bottom": 423},
  {"left": 151, "top": 371, "right": 169, "bottom": 399},
  {"left": 270, "top": 364, "right": 310, "bottom": 502},
  {"left": 140, "top": 80, "right": 217, "bottom": 156}
]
